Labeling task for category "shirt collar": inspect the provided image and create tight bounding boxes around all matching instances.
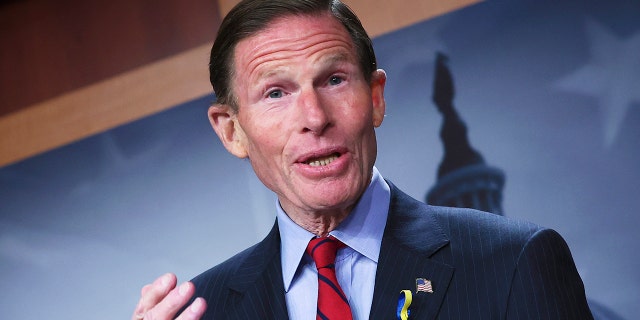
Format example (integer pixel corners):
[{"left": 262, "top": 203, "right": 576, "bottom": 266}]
[{"left": 277, "top": 167, "right": 391, "bottom": 291}]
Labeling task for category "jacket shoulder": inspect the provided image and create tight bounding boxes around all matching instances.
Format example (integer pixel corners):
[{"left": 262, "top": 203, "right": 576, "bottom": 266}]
[
  {"left": 188, "top": 240, "right": 262, "bottom": 307},
  {"left": 389, "top": 182, "right": 543, "bottom": 248},
  {"left": 187, "top": 223, "right": 282, "bottom": 318},
  {"left": 191, "top": 242, "right": 258, "bottom": 289}
]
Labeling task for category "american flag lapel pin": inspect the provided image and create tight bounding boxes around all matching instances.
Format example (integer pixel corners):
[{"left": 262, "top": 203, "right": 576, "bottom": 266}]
[{"left": 416, "top": 278, "right": 434, "bottom": 294}]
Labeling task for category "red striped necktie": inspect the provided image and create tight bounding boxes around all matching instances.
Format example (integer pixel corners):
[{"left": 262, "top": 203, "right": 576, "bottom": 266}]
[{"left": 306, "top": 236, "right": 353, "bottom": 320}]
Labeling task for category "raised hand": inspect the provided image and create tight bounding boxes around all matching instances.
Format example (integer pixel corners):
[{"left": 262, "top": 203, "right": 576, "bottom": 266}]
[{"left": 132, "top": 273, "right": 207, "bottom": 320}]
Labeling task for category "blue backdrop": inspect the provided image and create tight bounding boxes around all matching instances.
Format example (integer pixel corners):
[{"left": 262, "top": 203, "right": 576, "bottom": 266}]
[{"left": 1, "top": 0, "right": 638, "bottom": 318}]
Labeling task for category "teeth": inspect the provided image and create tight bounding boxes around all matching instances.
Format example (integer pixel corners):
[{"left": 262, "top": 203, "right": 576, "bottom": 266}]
[{"left": 307, "top": 154, "right": 338, "bottom": 167}]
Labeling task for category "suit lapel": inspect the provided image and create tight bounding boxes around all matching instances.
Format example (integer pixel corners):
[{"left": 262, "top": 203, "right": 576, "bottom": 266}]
[
  {"left": 370, "top": 184, "right": 454, "bottom": 320},
  {"left": 218, "top": 184, "right": 453, "bottom": 319},
  {"left": 225, "top": 223, "right": 289, "bottom": 320}
]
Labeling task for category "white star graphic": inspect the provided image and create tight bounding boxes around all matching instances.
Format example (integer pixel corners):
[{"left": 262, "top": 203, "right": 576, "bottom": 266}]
[{"left": 555, "top": 18, "right": 640, "bottom": 147}]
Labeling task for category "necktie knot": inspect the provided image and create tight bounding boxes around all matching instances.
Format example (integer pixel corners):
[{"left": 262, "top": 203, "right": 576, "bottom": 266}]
[{"left": 306, "top": 236, "right": 344, "bottom": 268}]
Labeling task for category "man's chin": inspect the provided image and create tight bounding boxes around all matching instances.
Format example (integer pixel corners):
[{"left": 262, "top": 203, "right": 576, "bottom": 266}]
[{"left": 298, "top": 187, "right": 361, "bottom": 211}]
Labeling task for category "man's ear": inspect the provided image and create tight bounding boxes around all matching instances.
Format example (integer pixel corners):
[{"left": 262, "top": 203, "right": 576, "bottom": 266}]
[
  {"left": 370, "top": 69, "right": 387, "bottom": 127},
  {"left": 208, "top": 104, "right": 249, "bottom": 158}
]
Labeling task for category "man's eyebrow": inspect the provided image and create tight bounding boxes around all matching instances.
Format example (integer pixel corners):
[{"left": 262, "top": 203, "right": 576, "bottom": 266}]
[
  {"left": 258, "top": 67, "right": 286, "bottom": 80},
  {"left": 254, "top": 52, "right": 353, "bottom": 80},
  {"left": 253, "top": 64, "right": 293, "bottom": 83},
  {"left": 320, "top": 52, "right": 352, "bottom": 65}
]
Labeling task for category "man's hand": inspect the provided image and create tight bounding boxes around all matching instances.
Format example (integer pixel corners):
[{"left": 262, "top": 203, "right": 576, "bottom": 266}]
[{"left": 132, "top": 273, "right": 207, "bottom": 320}]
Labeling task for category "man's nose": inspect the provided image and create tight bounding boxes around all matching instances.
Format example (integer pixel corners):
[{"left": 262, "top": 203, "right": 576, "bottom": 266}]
[{"left": 298, "top": 89, "right": 330, "bottom": 135}]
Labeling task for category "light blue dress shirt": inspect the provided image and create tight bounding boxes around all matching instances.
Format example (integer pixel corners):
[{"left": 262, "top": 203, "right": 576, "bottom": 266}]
[{"left": 276, "top": 167, "right": 391, "bottom": 320}]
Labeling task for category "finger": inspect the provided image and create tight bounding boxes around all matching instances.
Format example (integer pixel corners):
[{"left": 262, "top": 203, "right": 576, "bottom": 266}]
[
  {"left": 144, "top": 281, "right": 196, "bottom": 320},
  {"left": 132, "top": 273, "right": 177, "bottom": 320},
  {"left": 175, "top": 297, "right": 207, "bottom": 320},
  {"left": 132, "top": 284, "right": 153, "bottom": 320}
]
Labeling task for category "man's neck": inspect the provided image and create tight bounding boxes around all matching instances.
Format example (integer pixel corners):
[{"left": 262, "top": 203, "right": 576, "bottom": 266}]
[{"left": 279, "top": 202, "right": 356, "bottom": 237}]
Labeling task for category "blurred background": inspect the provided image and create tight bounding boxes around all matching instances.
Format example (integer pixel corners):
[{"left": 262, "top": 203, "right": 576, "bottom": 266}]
[{"left": 1, "top": 0, "right": 638, "bottom": 319}]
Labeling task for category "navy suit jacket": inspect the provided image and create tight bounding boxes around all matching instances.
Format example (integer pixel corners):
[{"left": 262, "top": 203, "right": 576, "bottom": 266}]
[{"left": 190, "top": 183, "right": 593, "bottom": 319}]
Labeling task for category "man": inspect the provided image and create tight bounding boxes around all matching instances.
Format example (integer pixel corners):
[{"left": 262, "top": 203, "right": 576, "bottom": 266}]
[{"left": 132, "top": 0, "right": 593, "bottom": 319}]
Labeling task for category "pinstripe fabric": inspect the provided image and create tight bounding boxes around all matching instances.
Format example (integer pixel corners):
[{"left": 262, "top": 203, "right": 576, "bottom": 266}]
[
  {"left": 188, "top": 182, "right": 592, "bottom": 319},
  {"left": 369, "top": 182, "right": 593, "bottom": 320},
  {"left": 189, "top": 226, "right": 288, "bottom": 319}
]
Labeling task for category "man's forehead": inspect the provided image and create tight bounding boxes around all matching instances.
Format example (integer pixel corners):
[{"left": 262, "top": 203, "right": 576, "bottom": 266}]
[
  {"left": 255, "top": 51, "right": 354, "bottom": 79},
  {"left": 241, "top": 13, "right": 351, "bottom": 50},
  {"left": 232, "top": 13, "right": 357, "bottom": 77}
]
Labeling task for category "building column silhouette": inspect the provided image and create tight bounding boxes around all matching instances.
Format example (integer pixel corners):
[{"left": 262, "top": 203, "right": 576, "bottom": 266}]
[
  {"left": 424, "top": 53, "right": 623, "bottom": 320},
  {"left": 426, "top": 53, "right": 505, "bottom": 215}
]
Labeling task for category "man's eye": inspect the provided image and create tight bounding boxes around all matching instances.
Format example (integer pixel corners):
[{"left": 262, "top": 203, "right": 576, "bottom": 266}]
[
  {"left": 329, "top": 76, "right": 343, "bottom": 86},
  {"left": 268, "top": 90, "right": 283, "bottom": 99}
]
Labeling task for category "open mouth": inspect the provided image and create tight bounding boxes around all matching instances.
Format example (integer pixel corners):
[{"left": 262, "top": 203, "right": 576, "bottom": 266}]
[{"left": 305, "top": 153, "right": 340, "bottom": 167}]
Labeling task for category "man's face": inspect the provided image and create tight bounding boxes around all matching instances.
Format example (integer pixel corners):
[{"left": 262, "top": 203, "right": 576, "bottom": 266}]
[{"left": 212, "top": 13, "right": 386, "bottom": 217}]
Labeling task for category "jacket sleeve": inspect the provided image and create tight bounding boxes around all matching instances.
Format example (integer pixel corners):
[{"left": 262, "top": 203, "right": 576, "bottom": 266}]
[{"left": 506, "top": 228, "right": 593, "bottom": 319}]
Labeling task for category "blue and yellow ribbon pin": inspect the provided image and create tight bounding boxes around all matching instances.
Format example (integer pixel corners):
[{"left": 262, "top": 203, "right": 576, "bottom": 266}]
[{"left": 397, "top": 290, "right": 413, "bottom": 320}]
